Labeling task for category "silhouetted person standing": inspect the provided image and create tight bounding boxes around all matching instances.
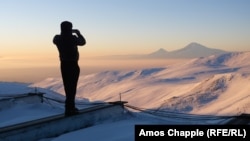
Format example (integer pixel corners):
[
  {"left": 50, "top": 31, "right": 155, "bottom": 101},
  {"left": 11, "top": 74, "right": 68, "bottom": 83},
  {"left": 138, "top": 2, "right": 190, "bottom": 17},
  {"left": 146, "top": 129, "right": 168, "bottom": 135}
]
[{"left": 53, "top": 21, "right": 86, "bottom": 116}]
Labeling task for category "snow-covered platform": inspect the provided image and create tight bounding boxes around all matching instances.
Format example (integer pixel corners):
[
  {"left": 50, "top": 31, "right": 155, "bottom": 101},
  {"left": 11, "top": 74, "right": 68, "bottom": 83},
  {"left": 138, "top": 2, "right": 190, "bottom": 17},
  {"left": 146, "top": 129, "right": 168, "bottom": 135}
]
[
  {"left": 0, "top": 92, "right": 44, "bottom": 110},
  {"left": 226, "top": 114, "right": 250, "bottom": 125},
  {"left": 0, "top": 101, "right": 127, "bottom": 141}
]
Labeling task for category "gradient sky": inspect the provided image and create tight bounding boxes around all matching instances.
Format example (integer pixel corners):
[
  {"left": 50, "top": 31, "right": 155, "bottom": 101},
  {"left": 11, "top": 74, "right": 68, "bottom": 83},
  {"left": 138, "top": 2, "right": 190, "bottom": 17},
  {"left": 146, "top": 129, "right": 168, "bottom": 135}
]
[{"left": 0, "top": 0, "right": 250, "bottom": 68}]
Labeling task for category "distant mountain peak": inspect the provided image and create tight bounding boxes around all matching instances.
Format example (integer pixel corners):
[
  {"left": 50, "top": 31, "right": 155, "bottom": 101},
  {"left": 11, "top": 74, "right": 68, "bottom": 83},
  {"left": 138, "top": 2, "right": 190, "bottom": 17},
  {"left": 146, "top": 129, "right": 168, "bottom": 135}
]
[
  {"left": 184, "top": 42, "right": 208, "bottom": 49},
  {"left": 156, "top": 48, "right": 168, "bottom": 53},
  {"left": 148, "top": 48, "right": 168, "bottom": 58},
  {"left": 171, "top": 42, "right": 228, "bottom": 58}
]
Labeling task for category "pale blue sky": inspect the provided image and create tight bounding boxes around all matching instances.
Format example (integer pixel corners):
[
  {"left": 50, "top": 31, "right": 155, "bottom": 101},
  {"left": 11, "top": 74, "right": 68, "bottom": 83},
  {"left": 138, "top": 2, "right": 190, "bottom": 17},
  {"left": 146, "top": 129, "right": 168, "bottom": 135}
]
[
  {"left": 0, "top": 0, "right": 250, "bottom": 82},
  {"left": 0, "top": 0, "right": 250, "bottom": 58}
]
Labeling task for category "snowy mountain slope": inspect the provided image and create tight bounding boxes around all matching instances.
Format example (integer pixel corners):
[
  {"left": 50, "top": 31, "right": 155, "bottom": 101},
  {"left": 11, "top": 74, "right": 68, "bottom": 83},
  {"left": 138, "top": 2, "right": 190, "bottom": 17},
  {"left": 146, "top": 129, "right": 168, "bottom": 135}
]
[
  {"left": 1, "top": 51, "right": 250, "bottom": 141},
  {"left": 159, "top": 73, "right": 250, "bottom": 115},
  {"left": 31, "top": 51, "right": 250, "bottom": 116},
  {"left": 189, "top": 51, "right": 250, "bottom": 67}
]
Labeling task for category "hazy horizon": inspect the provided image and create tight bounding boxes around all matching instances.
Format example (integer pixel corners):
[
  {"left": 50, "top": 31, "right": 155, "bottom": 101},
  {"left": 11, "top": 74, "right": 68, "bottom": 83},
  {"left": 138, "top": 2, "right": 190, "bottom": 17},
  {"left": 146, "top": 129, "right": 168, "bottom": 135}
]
[{"left": 0, "top": 58, "right": 188, "bottom": 83}]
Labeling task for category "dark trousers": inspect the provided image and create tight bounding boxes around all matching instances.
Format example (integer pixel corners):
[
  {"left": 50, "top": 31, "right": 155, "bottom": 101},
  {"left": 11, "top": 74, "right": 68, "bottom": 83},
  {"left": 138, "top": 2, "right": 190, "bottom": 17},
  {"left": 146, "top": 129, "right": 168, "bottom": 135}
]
[{"left": 60, "top": 61, "right": 80, "bottom": 110}]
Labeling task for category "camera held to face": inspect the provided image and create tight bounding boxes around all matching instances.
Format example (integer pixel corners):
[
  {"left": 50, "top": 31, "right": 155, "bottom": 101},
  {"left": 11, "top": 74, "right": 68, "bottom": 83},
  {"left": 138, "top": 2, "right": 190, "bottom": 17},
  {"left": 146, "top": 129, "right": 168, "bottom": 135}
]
[{"left": 72, "top": 29, "right": 80, "bottom": 35}]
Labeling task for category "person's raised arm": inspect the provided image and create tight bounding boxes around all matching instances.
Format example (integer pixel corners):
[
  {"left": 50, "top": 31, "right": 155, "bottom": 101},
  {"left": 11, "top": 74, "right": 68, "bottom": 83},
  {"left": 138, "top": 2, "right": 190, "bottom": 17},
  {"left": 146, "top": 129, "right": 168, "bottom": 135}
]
[{"left": 73, "top": 29, "right": 86, "bottom": 46}]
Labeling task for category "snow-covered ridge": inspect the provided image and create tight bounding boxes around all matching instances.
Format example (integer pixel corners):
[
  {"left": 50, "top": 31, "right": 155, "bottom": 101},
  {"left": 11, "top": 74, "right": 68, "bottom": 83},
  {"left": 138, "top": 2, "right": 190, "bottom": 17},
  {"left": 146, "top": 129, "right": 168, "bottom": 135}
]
[
  {"left": 189, "top": 51, "right": 250, "bottom": 67},
  {"left": 30, "top": 51, "right": 250, "bottom": 116}
]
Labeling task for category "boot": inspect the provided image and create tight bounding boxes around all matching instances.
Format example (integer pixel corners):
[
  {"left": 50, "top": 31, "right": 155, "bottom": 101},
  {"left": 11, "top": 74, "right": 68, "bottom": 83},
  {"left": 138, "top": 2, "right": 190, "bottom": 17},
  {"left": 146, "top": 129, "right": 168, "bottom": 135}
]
[{"left": 65, "top": 104, "right": 79, "bottom": 116}]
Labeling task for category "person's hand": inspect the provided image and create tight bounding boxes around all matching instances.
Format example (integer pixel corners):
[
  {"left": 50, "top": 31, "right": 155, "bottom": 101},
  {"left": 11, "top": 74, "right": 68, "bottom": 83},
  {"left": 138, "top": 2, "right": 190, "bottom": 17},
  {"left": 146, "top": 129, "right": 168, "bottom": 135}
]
[{"left": 72, "top": 29, "right": 81, "bottom": 35}]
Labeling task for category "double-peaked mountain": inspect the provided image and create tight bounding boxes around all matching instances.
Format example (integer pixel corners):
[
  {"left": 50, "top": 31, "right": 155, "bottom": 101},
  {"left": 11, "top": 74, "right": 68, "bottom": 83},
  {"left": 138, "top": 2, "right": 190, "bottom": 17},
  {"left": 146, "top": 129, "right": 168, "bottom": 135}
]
[
  {"left": 99, "top": 42, "right": 228, "bottom": 59},
  {"left": 147, "top": 42, "right": 228, "bottom": 59}
]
